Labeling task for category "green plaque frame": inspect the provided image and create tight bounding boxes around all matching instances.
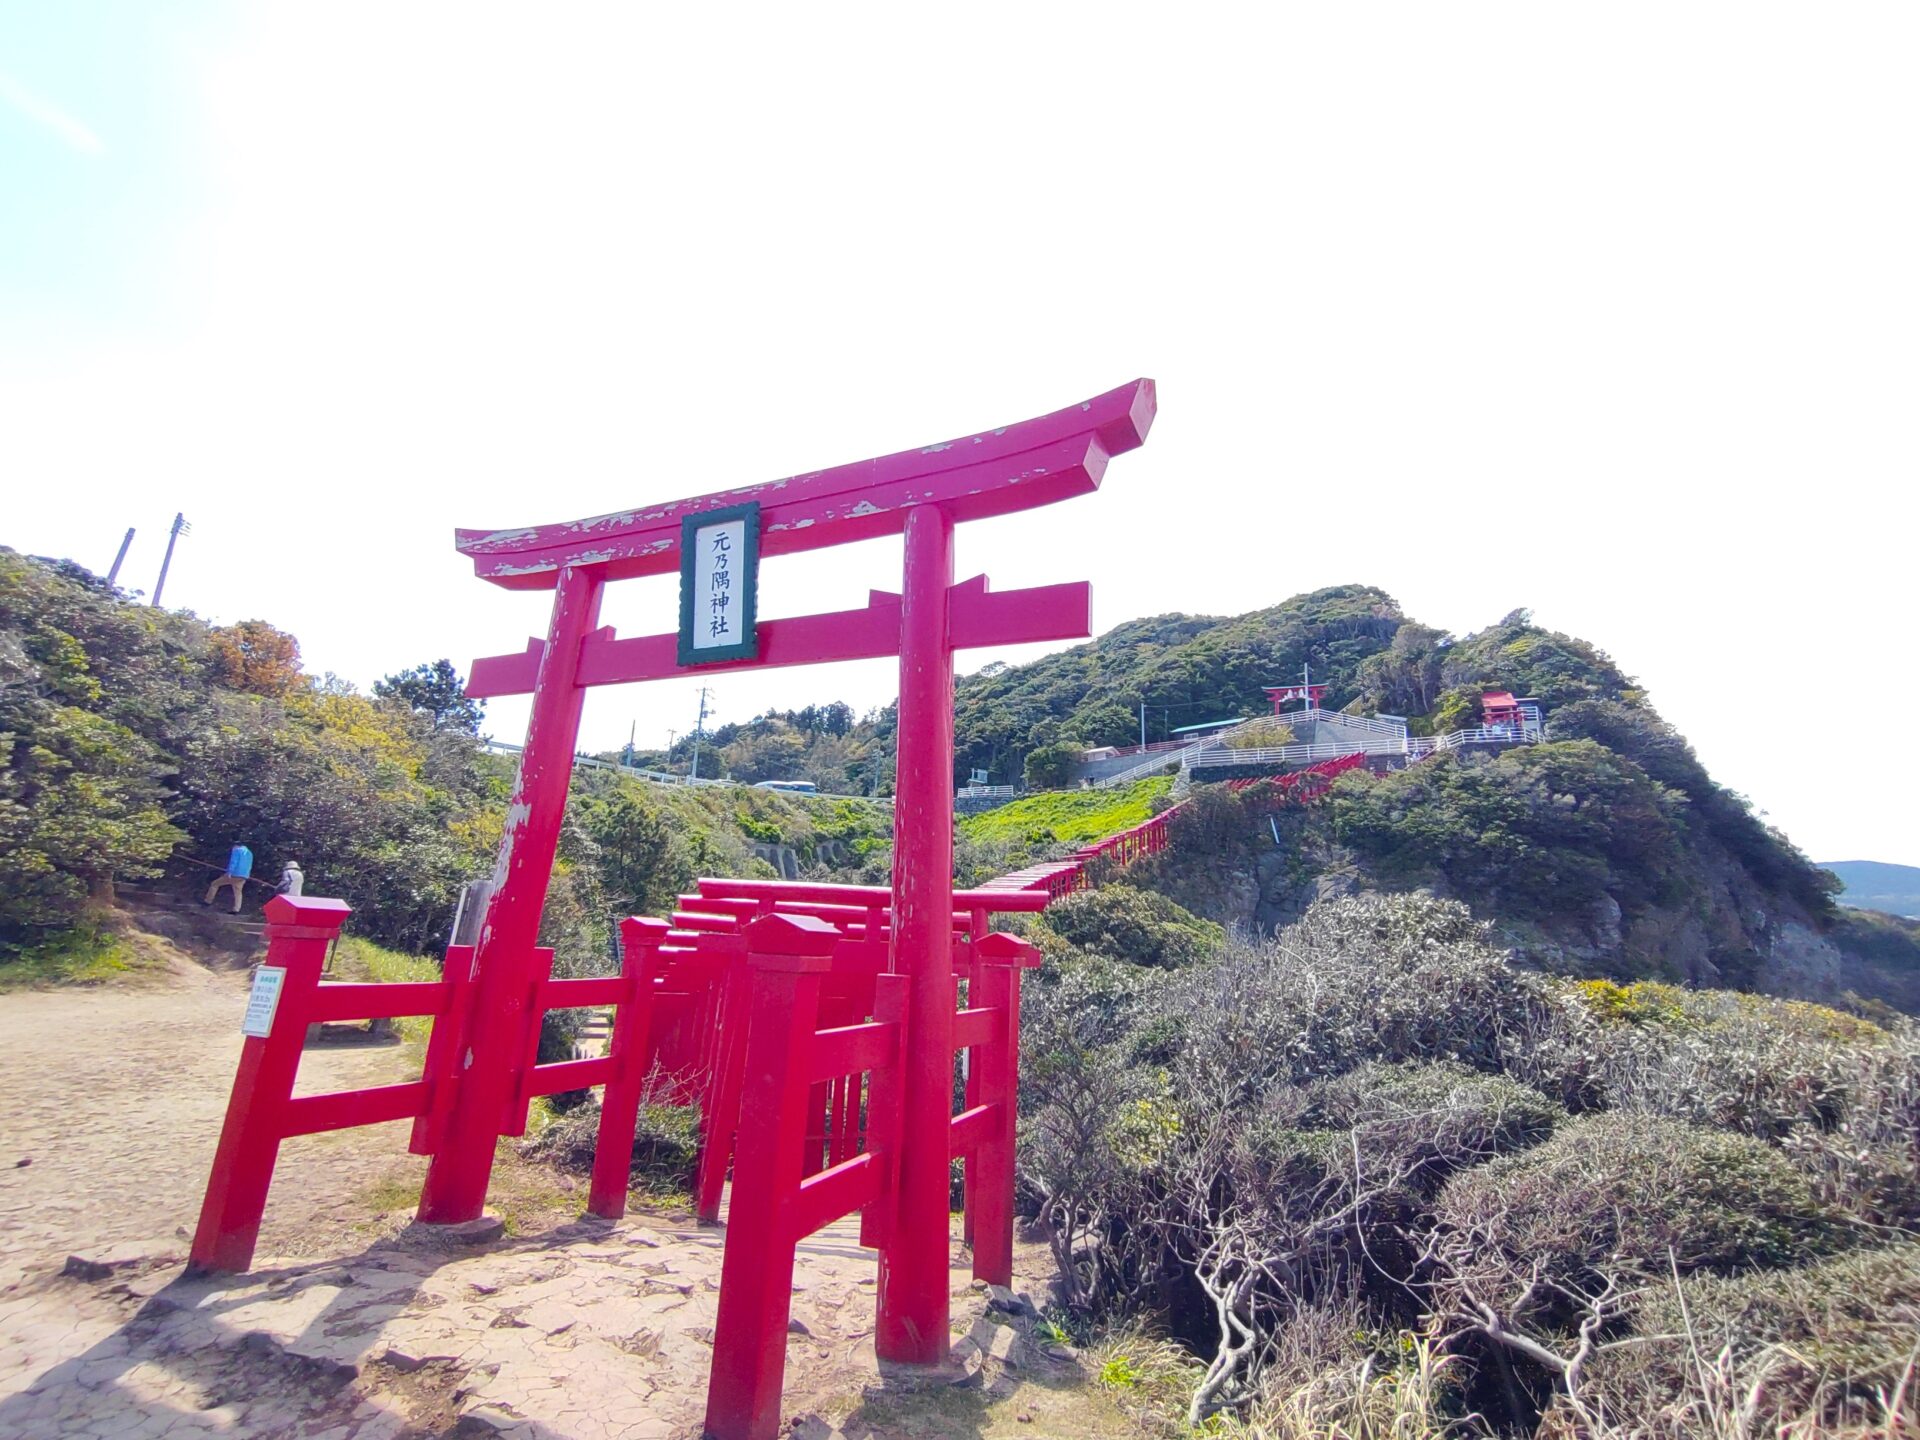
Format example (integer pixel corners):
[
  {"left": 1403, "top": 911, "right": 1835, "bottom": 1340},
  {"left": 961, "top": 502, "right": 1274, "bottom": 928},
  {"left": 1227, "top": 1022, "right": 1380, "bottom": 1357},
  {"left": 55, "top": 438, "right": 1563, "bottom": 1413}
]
[{"left": 677, "top": 502, "right": 761, "bottom": 666}]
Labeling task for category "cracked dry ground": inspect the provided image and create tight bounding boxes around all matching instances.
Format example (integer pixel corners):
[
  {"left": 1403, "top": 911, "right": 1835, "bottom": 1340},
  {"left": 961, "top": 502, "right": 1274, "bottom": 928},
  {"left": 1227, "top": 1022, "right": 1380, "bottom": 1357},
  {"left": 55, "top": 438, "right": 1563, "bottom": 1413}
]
[{"left": 0, "top": 961, "right": 1138, "bottom": 1439}]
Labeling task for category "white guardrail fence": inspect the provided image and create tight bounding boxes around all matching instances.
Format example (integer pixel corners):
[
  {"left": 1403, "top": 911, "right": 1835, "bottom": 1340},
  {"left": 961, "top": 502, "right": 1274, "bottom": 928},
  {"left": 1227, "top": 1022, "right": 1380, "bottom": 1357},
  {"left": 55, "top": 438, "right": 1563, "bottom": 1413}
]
[
  {"left": 482, "top": 738, "right": 733, "bottom": 786},
  {"left": 1097, "top": 706, "right": 1543, "bottom": 787},
  {"left": 479, "top": 739, "right": 900, "bottom": 804}
]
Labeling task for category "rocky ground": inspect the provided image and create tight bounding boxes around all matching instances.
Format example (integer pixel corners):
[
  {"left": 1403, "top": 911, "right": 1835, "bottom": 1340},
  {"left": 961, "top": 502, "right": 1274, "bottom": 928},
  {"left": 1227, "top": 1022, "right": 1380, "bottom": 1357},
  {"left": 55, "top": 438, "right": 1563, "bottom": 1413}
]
[{"left": 0, "top": 941, "right": 1133, "bottom": 1440}]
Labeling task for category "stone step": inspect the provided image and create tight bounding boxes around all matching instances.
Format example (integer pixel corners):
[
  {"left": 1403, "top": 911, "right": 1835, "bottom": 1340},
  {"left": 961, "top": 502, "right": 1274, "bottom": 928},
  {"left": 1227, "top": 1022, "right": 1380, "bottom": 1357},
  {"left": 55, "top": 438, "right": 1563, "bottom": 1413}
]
[{"left": 119, "top": 888, "right": 271, "bottom": 938}]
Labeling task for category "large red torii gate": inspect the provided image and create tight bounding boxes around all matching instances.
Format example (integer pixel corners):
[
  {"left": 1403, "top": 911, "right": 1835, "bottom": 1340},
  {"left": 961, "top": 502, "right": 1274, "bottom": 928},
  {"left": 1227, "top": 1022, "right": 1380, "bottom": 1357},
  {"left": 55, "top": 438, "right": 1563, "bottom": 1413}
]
[{"left": 429, "top": 379, "right": 1156, "bottom": 1374}]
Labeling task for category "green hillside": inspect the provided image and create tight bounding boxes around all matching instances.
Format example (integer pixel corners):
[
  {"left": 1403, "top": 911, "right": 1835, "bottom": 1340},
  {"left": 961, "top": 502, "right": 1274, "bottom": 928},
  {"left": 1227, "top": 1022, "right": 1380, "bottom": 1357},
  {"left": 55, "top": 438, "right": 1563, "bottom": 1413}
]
[
  {"left": 943, "top": 584, "right": 1919, "bottom": 1010},
  {"left": 958, "top": 776, "right": 1172, "bottom": 847},
  {"left": 0, "top": 547, "right": 887, "bottom": 979},
  {"left": 13, "top": 545, "right": 1905, "bottom": 1012},
  {"left": 940, "top": 586, "right": 1653, "bottom": 788},
  {"left": 944, "top": 584, "right": 1404, "bottom": 784}
]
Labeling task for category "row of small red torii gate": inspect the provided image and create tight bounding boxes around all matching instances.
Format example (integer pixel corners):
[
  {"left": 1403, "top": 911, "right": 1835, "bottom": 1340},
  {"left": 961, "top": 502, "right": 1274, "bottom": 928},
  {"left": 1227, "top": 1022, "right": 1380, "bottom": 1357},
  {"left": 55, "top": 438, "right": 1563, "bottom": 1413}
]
[{"left": 190, "top": 378, "right": 1157, "bottom": 1440}]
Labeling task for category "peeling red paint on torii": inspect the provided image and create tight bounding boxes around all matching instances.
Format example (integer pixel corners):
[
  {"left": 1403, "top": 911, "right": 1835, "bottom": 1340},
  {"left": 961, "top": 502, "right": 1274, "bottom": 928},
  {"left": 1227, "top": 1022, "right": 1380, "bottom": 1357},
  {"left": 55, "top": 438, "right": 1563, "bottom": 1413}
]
[
  {"left": 188, "top": 378, "right": 1156, "bottom": 1440},
  {"left": 452, "top": 378, "right": 1155, "bottom": 588}
]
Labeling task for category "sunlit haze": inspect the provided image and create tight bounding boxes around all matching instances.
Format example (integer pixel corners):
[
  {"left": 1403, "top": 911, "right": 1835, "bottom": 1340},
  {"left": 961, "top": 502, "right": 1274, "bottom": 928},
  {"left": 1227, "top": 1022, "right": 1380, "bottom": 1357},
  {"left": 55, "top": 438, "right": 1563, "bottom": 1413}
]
[{"left": 3, "top": 4, "right": 1915, "bottom": 864}]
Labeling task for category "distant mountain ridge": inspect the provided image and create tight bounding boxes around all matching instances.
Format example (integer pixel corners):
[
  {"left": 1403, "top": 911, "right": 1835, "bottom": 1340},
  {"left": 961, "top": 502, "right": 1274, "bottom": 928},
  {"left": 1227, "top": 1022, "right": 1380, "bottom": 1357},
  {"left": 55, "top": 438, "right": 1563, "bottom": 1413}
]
[{"left": 1824, "top": 861, "right": 1920, "bottom": 920}]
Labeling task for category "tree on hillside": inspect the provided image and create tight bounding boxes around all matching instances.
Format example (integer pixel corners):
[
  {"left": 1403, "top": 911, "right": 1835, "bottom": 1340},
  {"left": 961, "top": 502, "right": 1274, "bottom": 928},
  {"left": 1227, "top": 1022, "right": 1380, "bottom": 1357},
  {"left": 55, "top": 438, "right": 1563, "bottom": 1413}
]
[
  {"left": 951, "top": 585, "right": 1406, "bottom": 784},
  {"left": 782, "top": 701, "right": 853, "bottom": 736},
  {"left": 721, "top": 720, "right": 809, "bottom": 783},
  {"left": 1440, "top": 615, "right": 1637, "bottom": 712},
  {"left": 1354, "top": 621, "right": 1449, "bottom": 716},
  {"left": 172, "top": 687, "right": 496, "bottom": 949},
  {"left": 581, "top": 792, "right": 691, "bottom": 917},
  {"left": 209, "top": 620, "right": 304, "bottom": 696},
  {"left": 1546, "top": 699, "right": 1838, "bottom": 916},
  {"left": 0, "top": 553, "right": 188, "bottom": 943},
  {"left": 1024, "top": 741, "right": 1082, "bottom": 791},
  {"left": 0, "top": 713, "right": 180, "bottom": 938},
  {"left": 375, "top": 658, "right": 485, "bottom": 733},
  {"left": 1326, "top": 741, "right": 1691, "bottom": 917}
]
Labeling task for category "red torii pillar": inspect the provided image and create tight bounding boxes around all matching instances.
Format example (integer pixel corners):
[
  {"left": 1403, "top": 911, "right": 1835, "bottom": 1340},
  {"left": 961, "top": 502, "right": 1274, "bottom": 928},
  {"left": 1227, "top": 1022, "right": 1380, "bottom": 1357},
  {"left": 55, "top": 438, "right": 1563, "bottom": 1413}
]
[
  {"left": 418, "top": 565, "right": 603, "bottom": 1220},
  {"left": 424, "top": 377, "right": 1158, "bottom": 1369},
  {"left": 882, "top": 502, "right": 957, "bottom": 1361}
]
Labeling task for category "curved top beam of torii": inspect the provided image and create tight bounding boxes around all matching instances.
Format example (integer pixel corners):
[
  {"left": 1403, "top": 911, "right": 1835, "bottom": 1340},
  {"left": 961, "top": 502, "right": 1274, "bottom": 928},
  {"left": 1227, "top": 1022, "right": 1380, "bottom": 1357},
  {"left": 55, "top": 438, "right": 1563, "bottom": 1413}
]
[{"left": 454, "top": 378, "right": 1157, "bottom": 590}]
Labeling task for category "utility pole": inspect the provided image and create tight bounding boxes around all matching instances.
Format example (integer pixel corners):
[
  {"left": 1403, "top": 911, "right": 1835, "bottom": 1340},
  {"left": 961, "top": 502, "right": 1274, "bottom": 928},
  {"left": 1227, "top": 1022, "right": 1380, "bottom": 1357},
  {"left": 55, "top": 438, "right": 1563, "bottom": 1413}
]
[
  {"left": 1139, "top": 701, "right": 1147, "bottom": 749},
  {"left": 106, "top": 528, "right": 135, "bottom": 587},
  {"left": 623, "top": 719, "right": 636, "bottom": 767},
  {"left": 689, "top": 687, "right": 714, "bottom": 782},
  {"left": 151, "top": 513, "right": 190, "bottom": 607}
]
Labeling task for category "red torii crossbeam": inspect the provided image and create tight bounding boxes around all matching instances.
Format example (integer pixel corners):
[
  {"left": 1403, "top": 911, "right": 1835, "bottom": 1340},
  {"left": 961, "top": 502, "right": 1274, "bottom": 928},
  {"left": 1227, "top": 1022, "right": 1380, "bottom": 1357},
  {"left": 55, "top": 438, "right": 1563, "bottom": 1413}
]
[
  {"left": 463, "top": 575, "right": 1094, "bottom": 698},
  {"left": 452, "top": 378, "right": 1155, "bottom": 587}
]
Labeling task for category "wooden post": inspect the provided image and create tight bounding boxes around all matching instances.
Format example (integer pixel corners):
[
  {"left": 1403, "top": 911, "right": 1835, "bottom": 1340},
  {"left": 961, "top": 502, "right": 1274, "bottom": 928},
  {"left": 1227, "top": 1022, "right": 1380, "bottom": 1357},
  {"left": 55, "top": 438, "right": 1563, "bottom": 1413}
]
[
  {"left": 960, "top": 905, "right": 987, "bottom": 1246},
  {"left": 705, "top": 915, "right": 838, "bottom": 1440},
  {"left": 969, "top": 932, "right": 1040, "bottom": 1287},
  {"left": 410, "top": 944, "right": 476, "bottom": 1156},
  {"left": 590, "top": 918, "right": 670, "bottom": 1218},
  {"left": 695, "top": 952, "right": 754, "bottom": 1223},
  {"left": 190, "top": 897, "right": 351, "bottom": 1273},
  {"left": 419, "top": 563, "right": 604, "bottom": 1223},
  {"left": 877, "top": 502, "right": 958, "bottom": 1365}
]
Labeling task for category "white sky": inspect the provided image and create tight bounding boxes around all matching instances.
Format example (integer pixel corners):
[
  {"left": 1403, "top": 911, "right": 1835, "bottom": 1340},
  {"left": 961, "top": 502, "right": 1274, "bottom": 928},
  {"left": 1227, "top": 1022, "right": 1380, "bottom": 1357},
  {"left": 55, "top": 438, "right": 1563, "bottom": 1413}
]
[{"left": 3, "top": 4, "right": 1915, "bottom": 865}]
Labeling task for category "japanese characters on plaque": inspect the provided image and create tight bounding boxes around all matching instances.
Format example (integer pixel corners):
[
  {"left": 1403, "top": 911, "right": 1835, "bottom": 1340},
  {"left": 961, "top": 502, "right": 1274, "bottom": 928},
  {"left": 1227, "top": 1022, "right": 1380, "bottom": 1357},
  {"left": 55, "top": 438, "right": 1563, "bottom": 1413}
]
[
  {"left": 241, "top": 965, "right": 287, "bottom": 1038},
  {"left": 677, "top": 502, "right": 761, "bottom": 665}
]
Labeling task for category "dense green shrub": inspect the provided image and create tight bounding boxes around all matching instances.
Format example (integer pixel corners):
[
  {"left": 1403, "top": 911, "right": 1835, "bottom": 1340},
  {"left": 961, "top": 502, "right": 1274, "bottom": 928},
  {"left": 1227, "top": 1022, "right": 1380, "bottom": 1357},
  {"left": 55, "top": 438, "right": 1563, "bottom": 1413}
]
[
  {"left": 1038, "top": 885, "right": 1221, "bottom": 969},
  {"left": 1154, "top": 896, "right": 1556, "bottom": 1098},
  {"left": 1017, "top": 950, "right": 1168, "bottom": 1309},
  {"left": 1546, "top": 698, "right": 1837, "bottom": 917},
  {"left": 1022, "top": 740, "right": 1083, "bottom": 790},
  {"left": 1018, "top": 894, "right": 1914, "bottom": 1434},
  {"left": 0, "top": 555, "right": 184, "bottom": 942},
  {"left": 518, "top": 1096, "right": 700, "bottom": 1195},
  {"left": 1327, "top": 742, "right": 1691, "bottom": 917},
  {"left": 1550, "top": 980, "right": 1920, "bottom": 1227},
  {"left": 1436, "top": 1112, "right": 1838, "bottom": 1301},
  {"left": 1573, "top": 1242, "right": 1920, "bottom": 1435},
  {"left": 1302, "top": 1061, "right": 1563, "bottom": 1191},
  {"left": 1429, "top": 1111, "right": 1845, "bottom": 1419}
]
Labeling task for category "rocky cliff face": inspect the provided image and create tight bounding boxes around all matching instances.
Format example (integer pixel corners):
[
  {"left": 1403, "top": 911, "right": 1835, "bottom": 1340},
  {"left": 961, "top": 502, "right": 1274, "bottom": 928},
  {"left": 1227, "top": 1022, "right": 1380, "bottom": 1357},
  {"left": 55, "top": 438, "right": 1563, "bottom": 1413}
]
[{"left": 1133, "top": 806, "right": 1909, "bottom": 1012}]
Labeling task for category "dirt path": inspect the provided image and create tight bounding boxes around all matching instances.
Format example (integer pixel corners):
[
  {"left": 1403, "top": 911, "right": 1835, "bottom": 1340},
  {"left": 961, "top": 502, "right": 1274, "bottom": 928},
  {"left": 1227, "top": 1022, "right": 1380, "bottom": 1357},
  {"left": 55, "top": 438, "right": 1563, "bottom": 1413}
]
[
  {"left": 0, "top": 959, "right": 1140, "bottom": 1440},
  {"left": 0, "top": 963, "right": 418, "bottom": 1293}
]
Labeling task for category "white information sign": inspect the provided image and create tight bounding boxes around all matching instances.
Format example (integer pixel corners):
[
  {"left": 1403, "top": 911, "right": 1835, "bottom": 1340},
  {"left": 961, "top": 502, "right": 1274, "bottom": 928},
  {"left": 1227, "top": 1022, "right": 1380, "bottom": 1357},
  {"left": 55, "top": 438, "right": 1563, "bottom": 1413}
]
[
  {"left": 241, "top": 965, "right": 287, "bottom": 1039},
  {"left": 691, "top": 517, "right": 747, "bottom": 653}
]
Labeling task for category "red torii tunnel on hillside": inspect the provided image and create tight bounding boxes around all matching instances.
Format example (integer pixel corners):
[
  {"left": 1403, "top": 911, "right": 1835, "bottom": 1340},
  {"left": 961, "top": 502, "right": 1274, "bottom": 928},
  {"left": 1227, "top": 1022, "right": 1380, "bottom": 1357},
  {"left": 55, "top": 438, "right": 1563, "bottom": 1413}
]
[{"left": 443, "top": 381, "right": 1155, "bottom": 1425}]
